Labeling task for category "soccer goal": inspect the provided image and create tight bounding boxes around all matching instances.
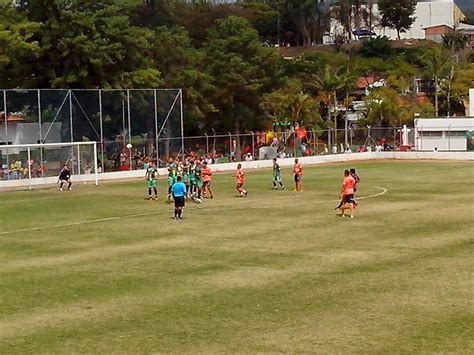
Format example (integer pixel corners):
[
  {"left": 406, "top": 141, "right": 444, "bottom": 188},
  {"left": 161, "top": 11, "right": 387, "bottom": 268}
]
[{"left": 0, "top": 141, "right": 98, "bottom": 190}]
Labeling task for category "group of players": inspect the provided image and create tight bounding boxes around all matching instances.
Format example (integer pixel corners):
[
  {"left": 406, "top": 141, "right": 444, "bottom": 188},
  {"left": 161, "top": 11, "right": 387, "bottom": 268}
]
[{"left": 58, "top": 155, "right": 359, "bottom": 220}]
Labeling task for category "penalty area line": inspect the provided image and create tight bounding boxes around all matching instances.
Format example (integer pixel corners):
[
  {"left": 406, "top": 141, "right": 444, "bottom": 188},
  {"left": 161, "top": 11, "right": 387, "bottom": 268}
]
[{"left": 0, "top": 186, "right": 388, "bottom": 236}]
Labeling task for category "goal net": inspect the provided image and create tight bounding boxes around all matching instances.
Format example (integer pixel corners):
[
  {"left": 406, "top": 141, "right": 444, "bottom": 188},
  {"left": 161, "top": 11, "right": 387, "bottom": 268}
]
[{"left": 0, "top": 141, "right": 98, "bottom": 189}]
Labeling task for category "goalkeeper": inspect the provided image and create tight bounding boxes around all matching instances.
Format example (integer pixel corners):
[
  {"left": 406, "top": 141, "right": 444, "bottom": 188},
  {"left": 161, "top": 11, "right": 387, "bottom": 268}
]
[
  {"left": 58, "top": 164, "right": 72, "bottom": 191},
  {"left": 145, "top": 162, "right": 158, "bottom": 200}
]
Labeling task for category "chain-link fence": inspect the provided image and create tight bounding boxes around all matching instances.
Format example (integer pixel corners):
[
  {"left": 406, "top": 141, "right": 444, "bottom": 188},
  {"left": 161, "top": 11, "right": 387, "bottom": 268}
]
[
  {"left": 0, "top": 142, "right": 97, "bottom": 185},
  {"left": 178, "top": 127, "right": 402, "bottom": 164},
  {"left": 0, "top": 89, "right": 183, "bottom": 173}
]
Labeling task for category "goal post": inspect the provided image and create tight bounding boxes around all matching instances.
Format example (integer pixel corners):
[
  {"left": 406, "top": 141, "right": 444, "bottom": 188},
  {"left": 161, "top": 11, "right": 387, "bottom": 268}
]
[{"left": 0, "top": 141, "right": 98, "bottom": 190}]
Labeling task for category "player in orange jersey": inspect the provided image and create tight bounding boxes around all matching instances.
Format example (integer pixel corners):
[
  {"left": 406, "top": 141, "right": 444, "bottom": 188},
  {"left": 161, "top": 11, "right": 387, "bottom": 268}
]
[
  {"left": 293, "top": 158, "right": 303, "bottom": 191},
  {"left": 235, "top": 163, "right": 247, "bottom": 197},
  {"left": 339, "top": 169, "right": 356, "bottom": 218},
  {"left": 201, "top": 161, "right": 214, "bottom": 199}
]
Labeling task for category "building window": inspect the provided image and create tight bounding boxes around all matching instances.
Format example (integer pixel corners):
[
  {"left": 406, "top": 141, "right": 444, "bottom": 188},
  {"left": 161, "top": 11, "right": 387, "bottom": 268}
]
[
  {"left": 420, "top": 131, "right": 442, "bottom": 137},
  {"left": 446, "top": 131, "right": 466, "bottom": 137}
]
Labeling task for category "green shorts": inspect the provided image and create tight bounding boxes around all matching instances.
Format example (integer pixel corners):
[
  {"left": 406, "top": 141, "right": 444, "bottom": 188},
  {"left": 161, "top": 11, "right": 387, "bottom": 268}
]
[
  {"left": 183, "top": 173, "right": 190, "bottom": 184},
  {"left": 147, "top": 179, "right": 157, "bottom": 188},
  {"left": 192, "top": 179, "right": 203, "bottom": 189},
  {"left": 272, "top": 175, "right": 282, "bottom": 183},
  {"left": 167, "top": 176, "right": 177, "bottom": 187}
]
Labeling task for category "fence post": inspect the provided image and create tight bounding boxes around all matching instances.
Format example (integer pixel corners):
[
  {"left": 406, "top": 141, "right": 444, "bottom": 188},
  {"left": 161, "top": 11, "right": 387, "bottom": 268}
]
[
  {"left": 179, "top": 89, "right": 184, "bottom": 156},
  {"left": 27, "top": 146, "right": 32, "bottom": 190},
  {"left": 127, "top": 89, "right": 131, "bottom": 144},
  {"left": 251, "top": 131, "right": 255, "bottom": 159},
  {"left": 3, "top": 90, "right": 7, "bottom": 141},
  {"left": 228, "top": 132, "right": 232, "bottom": 161},
  {"left": 344, "top": 114, "right": 348, "bottom": 149},
  {"left": 98, "top": 89, "right": 104, "bottom": 173},
  {"left": 69, "top": 90, "right": 74, "bottom": 174},
  {"left": 205, "top": 133, "right": 209, "bottom": 156},
  {"left": 77, "top": 145, "right": 81, "bottom": 177},
  {"left": 93, "top": 142, "right": 99, "bottom": 186},
  {"left": 154, "top": 89, "right": 159, "bottom": 164}
]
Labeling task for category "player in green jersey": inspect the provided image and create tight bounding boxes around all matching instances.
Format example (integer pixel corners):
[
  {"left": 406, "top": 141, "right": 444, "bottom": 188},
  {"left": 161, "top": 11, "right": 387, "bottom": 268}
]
[
  {"left": 182, "top": 157, "right": 192, "bottom": 195},
  {"left": 272, "top": 158, "right": 285, "bottom": 190},
  {"left": 190, "top": 159, "right": 203, "bottom": 202},
  {"left": 166, "top": 157, "right": 178, "bottom": 201},
  {"left": 145, "top": 162, "right": 158, "bottom": 200}
]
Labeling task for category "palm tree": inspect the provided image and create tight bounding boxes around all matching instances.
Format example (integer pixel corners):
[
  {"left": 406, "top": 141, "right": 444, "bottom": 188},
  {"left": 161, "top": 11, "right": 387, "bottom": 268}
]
[
  {"left": 285, "top": 0, "right": 330, "bottom": 45},
  {"left": 308, "top": 65, "right": 346, "bottom": 146},
  {"left": 422, "top": 46, "right": 452, "bottom": 117}
]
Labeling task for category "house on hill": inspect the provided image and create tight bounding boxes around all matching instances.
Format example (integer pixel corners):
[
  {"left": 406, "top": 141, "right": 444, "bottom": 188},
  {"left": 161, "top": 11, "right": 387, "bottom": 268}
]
[{"left": 423, "top": 23, "right": 474, "bottom": 47}]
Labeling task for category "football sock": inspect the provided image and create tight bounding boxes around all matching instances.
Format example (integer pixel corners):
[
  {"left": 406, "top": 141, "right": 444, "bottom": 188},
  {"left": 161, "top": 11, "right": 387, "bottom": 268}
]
[
  {"left": 148, "top": 188, "right": 152, "bottom": 196},
  {"left": 153, "top": 187, "right": 157, "bottom": 196}
]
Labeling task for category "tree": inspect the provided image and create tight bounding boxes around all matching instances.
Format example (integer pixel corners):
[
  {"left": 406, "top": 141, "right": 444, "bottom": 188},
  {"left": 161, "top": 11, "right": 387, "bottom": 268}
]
[
  {"left": 260, "top": 79, "right": 320, "bottom": 128},
  {"left": 422, "top": 46, "right": 452, "bottom": 117},
  {"left": 0, "top": 7, "right": 41, "bottom": 88},
  {"left": 359, "top": 36, "right": 393, "bottom": 59},
  {"left": 442, "top": 30, "right": 469, "bottom": 63},
  {"left": 283, "top": 0, "right": 331, "bottom": 45},
  {"left": 451, "top": 63, "right": 474, "bottom": 116},
  {"left": 378, "top": 0, "right": 416, "bottom": 40},
  {"left": 34, "top": 5, "right": 161, "bottom": 88},
  {"left": 308, "top": 65, "right": 347, "bottom": 146},
  {"left": 204, "top": 16, "right": 284, "bottom": 159},
  {"left": 150, "top": 26, "right": 215, "bottom": 130},
  {"left": 362, "top": 87, "right": 410, "bottom": 126}
]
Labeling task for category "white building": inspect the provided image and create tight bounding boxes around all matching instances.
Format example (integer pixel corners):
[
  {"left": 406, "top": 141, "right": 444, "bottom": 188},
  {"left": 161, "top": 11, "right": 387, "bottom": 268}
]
[
  {"left": 329, "top": 0, "right": 468, "bottom": 41},
  {"left": 414, "top": 118, "right": 474, "bottom": 151},
  {"left": 378, "top": 0, "right": 466, "bottom": 40}
]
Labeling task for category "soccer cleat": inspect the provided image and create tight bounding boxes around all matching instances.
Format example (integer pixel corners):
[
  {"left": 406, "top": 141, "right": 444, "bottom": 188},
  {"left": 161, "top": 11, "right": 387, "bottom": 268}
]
[
  {"left": 68, "top": 187, "right": 72, "bottom": 191},
  {"left": 350, "top": 215, "right": 354, "bottom": 219},
  {"left": 282, "top": 186, "right": 285, "bottom": 190},
  {"left": 59, "top": 188, "right": 63, "bottom": 191},
  {"left": 244, "top": 191, "right": 248, "bottom": 196}
]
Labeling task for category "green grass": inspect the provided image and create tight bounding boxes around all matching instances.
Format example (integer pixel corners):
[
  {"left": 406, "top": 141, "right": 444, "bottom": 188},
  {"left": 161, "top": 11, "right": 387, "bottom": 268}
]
[{"left": 1, "top": 160, "right": 473, "bottom": 353}]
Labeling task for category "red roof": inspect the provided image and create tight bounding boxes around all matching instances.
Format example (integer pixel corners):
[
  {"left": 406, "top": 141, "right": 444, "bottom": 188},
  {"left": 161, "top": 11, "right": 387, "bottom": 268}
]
[
  {"left": 0, "top": 113, "right": 25, "bottom": 123},
  {"left": 356, "top": 76, "right": 379, "bottom": 89}
]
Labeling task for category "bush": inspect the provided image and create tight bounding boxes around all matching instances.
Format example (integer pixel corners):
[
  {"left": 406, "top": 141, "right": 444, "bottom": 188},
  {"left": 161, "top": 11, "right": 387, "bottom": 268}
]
[{"left": 359, "top": 36, "right": 393, "bottom": 59}]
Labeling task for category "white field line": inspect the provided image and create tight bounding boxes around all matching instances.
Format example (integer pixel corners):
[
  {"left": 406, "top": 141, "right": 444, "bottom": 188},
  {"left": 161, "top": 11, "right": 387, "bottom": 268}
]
[
  {"left": 241, "top": 186, "right": 388, "bottom": 209},
  {"left": 0, "top": 187, "right": 388, "bottom": 236}
]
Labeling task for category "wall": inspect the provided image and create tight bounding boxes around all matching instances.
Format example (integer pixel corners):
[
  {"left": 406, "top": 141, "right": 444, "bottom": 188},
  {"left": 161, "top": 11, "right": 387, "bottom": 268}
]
[
  {"left": 416, "top": 136, "right": 467, "bottom": 151},
  {"left": 2, "top": 151, "right": 473, "bottom": 190},
  {"left": 374, "top": 1, "right": 456, "bottom": 40}
]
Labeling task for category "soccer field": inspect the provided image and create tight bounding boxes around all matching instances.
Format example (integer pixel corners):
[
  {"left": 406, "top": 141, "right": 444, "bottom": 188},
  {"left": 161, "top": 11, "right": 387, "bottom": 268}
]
[{"left": 1, "top": 160, "right": 473, "bottom": 352}]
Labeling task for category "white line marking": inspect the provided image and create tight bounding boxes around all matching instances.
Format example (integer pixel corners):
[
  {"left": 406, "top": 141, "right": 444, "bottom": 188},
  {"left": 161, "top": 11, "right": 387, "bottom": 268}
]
[{"left": 0, "top": 187, "right": 388, "bottom": 236}]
